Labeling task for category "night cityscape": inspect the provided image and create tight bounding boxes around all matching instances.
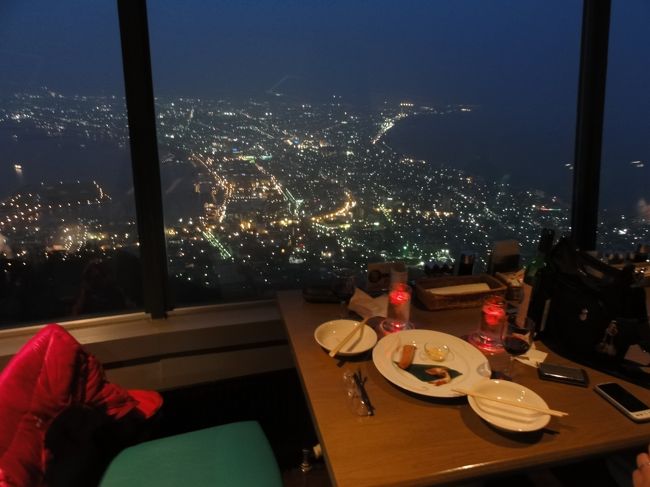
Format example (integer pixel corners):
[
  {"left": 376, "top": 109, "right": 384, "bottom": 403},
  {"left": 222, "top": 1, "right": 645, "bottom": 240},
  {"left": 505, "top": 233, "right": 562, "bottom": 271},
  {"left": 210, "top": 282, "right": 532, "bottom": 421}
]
[{"left": 0, "top": 89, "right": 647, "bottom": 322}]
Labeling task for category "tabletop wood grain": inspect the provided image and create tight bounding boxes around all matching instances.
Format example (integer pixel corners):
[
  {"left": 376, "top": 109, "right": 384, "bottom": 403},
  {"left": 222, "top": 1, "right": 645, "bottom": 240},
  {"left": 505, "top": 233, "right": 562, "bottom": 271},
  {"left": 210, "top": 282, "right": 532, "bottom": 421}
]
[{"left": 277, "top": 290, "right": 650, "bottom": 487}]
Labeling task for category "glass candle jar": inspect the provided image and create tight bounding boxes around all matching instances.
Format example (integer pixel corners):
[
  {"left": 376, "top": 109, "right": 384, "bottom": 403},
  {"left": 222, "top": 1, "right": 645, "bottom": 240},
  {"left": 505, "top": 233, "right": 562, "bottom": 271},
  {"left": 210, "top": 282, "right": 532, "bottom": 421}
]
[{"left": 468, "top": 295, "right": 506, "bottom": 352}]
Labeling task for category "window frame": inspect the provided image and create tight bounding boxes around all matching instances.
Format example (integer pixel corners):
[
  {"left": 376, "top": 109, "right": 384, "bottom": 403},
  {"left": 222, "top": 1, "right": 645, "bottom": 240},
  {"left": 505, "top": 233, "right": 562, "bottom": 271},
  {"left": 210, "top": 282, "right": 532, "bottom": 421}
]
[
  {"left": 117, "top": 0, "right": 169, "bottom": 318},
  {"left": 571, "top": 0, "right": 611, "bottom": 250}
]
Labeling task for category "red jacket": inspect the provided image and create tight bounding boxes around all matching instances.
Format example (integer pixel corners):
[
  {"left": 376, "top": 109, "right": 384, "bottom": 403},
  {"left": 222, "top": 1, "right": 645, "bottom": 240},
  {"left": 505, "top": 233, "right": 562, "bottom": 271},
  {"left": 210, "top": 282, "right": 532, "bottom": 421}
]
[{"left": 0, "top": 324, "right": 162, "bottom": 487}]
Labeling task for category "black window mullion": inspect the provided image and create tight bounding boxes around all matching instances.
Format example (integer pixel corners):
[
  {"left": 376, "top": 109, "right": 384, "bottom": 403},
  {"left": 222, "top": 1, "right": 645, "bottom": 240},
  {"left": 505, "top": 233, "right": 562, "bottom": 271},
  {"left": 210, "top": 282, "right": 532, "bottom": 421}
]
[
  {"left": 571, "top": 0, "right": 611, "bottom": 251},
  {"left": 117, "top": 0, "right": 169, "bottom": 318}
]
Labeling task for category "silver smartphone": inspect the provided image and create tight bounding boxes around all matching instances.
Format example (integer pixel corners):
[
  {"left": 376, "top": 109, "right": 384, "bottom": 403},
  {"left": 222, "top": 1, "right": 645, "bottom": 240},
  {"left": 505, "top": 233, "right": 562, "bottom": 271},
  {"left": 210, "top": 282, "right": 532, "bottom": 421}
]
[{"left": 594, "top": 382, "right": 650, "bottom": 422}]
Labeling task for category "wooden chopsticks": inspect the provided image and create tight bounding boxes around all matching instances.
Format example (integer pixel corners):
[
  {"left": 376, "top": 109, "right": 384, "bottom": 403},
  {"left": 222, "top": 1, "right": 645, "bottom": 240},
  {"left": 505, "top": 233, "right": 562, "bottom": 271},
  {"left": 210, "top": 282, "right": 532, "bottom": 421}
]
[
  {"left": 452, "top": 387, "right": 568, "bottom": 417},
  {"left": 328, "top": 319, "right": 367, "bottom": 357}
]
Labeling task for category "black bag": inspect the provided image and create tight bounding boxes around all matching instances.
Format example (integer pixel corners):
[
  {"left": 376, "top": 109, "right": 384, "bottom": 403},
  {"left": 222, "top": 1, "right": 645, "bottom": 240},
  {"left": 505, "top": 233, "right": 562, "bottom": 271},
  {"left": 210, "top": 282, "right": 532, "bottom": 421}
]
[{"left": 540, "top": 237, "right": 650, "bottom": 387}]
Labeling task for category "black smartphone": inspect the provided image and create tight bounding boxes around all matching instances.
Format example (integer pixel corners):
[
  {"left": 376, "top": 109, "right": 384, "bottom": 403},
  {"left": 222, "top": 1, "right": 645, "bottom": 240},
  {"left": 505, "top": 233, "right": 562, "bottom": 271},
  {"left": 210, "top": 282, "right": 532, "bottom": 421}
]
[
  {"left": 538, "top": 362, "right": 589, "bottom": 387},
  {"left": 594, "top": 382, "right": 650, "bottom": 422}
]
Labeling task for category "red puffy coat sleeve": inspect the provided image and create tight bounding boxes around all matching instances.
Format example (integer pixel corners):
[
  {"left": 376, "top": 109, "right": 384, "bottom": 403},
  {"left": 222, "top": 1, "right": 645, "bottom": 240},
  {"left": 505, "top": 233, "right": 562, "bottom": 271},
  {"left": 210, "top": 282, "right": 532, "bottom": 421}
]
[{"left": 0, "top": 324, "right": 162, "bottom": 487}]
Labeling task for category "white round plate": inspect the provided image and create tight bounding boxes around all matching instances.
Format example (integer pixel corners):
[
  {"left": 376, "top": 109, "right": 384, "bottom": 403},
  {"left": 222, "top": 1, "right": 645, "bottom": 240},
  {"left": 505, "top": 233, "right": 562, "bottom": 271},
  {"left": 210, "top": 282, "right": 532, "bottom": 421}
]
[
  {"left": 467, "top": 379, "right": 551, "bottom": 432},
  {"left": 314, "top": 319, "right": 378, "bottom": 356},
  {"left": 372, "top": 329, "right": 491, "bottom": 398}
]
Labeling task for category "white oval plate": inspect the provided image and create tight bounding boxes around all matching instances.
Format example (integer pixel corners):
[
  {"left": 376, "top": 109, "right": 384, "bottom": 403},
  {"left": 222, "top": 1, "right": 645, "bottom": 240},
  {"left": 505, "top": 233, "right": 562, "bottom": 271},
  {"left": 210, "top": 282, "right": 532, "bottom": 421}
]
[
  {"left": 372, "top": 329, "right": 491, "bottom": 398},
  {"left": 314, "top": 319, "right": 378, "bottom": 356},
  {"left": 467, "top": 379, "right": 551, "bottom": 432}
]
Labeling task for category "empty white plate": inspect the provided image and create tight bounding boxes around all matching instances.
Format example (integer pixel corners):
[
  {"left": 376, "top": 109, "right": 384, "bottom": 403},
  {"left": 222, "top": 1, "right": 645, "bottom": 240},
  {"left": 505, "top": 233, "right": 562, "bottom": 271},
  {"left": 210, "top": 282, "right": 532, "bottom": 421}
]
[
  {"left": 314, "top": 319, "right": 378, "bottom": 356},
  {"left": 467, "top": 379, "right": 551, "bottom": 432}
]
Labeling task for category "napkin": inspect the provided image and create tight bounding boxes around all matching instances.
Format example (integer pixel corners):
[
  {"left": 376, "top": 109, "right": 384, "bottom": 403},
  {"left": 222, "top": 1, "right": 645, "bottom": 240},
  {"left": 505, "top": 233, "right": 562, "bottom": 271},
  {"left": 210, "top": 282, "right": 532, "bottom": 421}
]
[
  {"left": 348, "top": 287, "right": 387, "bottom": 318},
  {"left": 515, "top": 342, "right": 547, "bottom": 367}
]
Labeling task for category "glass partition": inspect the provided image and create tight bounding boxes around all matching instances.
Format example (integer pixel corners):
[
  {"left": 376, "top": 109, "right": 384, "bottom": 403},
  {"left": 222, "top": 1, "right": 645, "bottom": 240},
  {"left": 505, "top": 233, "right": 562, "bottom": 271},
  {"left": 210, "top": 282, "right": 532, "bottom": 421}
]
[
  {"left": 0, "top": 1, "right": 141, "bottom": 326},
  {"left": 148, "top": 0, "right": 580, "bottom": 305},
  {"left": 599, "top": 0, "right": 650, "bottom": 258}
]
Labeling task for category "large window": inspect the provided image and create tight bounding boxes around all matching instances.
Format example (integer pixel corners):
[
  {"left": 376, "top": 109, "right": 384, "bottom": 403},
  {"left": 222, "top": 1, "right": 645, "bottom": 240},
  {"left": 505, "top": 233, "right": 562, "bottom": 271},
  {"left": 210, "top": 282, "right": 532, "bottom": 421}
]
[
  {"left": 599, "top": 0, "right": 650, "bottom": 253},
  {"left": 0, "top": 1, "right": 142, "bottom": 326},
  {"left": 147, "top": 0, "right": 580, "bottom": 305},
  {"left": 0, "top": 1, "right": 637, "bottom": 326}
]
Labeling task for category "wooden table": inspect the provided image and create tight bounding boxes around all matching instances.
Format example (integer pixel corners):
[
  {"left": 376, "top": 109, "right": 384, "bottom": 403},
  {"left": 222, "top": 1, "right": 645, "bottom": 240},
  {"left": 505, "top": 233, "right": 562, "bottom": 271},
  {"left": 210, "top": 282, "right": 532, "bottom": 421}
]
[{"left": 277, "top": 290, "right": 650, "bottom": 487}]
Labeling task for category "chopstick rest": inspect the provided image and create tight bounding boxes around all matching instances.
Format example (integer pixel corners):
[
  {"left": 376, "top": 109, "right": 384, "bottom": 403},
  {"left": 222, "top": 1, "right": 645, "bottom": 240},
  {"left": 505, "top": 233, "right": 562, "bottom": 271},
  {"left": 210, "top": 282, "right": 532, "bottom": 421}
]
[
  {"left": 328, "top": 319, "right": 367, "bottom": 357},
  {"left": 452, "top": 387, "right": 568, "bottom": 417}
]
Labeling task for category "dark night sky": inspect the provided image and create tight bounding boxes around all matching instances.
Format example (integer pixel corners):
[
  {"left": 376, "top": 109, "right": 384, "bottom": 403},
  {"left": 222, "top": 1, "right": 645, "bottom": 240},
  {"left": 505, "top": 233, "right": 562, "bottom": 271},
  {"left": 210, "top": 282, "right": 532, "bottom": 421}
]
[
  {"left": 0, "top": 0, "right": 647, "bottom": 210},
  {"left": 0, "top": 1, "right": 646, "bottom": 114},
  {"left": 0, "top": 0, "right": 583, "bottom": 104},
  {"left": 146, "top": 0, "right": 581, "bottom": 108}
]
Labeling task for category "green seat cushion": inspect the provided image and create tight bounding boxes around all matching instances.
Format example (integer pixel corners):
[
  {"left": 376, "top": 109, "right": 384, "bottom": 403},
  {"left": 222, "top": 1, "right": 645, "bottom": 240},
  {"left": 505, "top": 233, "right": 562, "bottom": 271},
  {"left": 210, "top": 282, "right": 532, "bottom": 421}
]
[{"left": 100, "top": 421, "right": 282, "bottom": 487}]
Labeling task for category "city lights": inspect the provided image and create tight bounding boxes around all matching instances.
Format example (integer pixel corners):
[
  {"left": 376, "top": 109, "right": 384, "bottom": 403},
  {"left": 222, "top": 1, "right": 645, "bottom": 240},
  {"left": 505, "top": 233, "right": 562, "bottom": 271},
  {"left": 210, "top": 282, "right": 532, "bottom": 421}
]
[{"left": 0, "top": 91, "right": 646, "bottom": 311}]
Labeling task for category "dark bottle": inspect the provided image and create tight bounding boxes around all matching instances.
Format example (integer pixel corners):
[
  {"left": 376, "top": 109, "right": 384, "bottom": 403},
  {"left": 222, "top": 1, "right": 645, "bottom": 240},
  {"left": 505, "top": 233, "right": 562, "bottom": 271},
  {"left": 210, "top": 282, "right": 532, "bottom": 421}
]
[
  {"left": 516, "top": 228, "right": 555, "bottom": 328},
  {"left": 636, "top": 244, "right": 649, "bottom": 262},
  {"left": 441, "top": 261, "right": 453, "bottom": 275},
  {"left": 456, "top": 251, "right": 475, "bottom": 276},
  {"left": 424, "top": 261, "right": 440, "bottom": 277}
]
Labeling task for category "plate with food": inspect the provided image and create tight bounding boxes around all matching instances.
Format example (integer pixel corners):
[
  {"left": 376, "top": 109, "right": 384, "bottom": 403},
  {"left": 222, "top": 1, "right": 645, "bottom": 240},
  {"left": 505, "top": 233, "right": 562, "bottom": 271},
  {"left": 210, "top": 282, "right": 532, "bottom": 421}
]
[{"left": 372, "top": 329, "right": 491, "bottom": 398}]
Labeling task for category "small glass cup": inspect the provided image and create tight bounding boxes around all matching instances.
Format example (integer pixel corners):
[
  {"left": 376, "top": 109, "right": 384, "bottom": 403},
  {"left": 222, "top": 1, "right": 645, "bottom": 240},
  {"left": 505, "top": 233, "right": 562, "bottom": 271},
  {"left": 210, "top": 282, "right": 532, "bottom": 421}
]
[
  {"left": 468, "top": 295, "right": 506, "bottom": 352},
  {"left": 342, "top": 371, "right": 374, "bottom": 416},
  {"left": 380, "top": 282, "right": 414, "bottom": 335}
]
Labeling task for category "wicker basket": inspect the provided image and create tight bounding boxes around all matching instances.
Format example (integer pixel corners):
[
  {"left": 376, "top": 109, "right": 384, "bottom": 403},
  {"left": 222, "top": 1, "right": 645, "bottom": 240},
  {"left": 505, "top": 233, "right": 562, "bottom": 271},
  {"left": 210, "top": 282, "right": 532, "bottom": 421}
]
[{"left": 415, "top": 274, "right": 507, "bottom": 311}]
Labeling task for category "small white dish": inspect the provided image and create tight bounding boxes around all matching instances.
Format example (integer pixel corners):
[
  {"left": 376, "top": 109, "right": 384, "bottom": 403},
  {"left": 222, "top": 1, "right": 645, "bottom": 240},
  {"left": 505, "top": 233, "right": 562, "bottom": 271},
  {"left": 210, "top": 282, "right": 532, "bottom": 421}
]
[
  {"left": 467, "top": 380, "right": 551, "bottom": 432},
  {"left": 422, "top": 342, "right": 450, "bottom": 362},
  {"left": 314, "top": 319, "right": 378, "bottom": 356}
]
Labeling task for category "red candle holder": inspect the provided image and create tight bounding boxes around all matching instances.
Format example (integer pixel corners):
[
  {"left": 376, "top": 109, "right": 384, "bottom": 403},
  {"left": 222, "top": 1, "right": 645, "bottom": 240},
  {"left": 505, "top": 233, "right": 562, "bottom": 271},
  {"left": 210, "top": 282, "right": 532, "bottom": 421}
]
[
  {"left": 468, "top": 295, "right": 506, "bottom": 352},
  {"left": 380, "top": 283, "right": 414, "bottom": 335}
]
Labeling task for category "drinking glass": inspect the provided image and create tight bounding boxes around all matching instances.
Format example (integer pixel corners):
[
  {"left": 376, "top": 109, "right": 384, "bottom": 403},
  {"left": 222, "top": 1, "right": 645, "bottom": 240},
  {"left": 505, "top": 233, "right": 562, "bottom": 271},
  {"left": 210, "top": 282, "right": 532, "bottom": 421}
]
[
  {"left": 500, "top": 317, "right": 535, "bottom": 380},
  {"left": 379, "top": 282, "right": 414, "bottom": 335},
  {"left": 342, "top": 370, "right": 374, "bottom": 416},
  {"left": 468, "top": 295, "right": 506, "bottom": 352}
]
